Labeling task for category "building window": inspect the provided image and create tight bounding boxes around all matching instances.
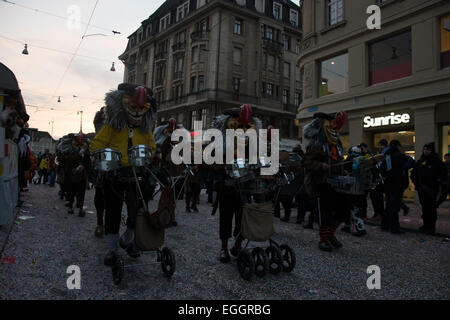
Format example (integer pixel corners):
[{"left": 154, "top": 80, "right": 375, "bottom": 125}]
[
  {"left": 295, "top": 39, "right": 300, "bottom": 54},
  {"left": 233, "top": 77, "right": 240, "bottom": 93},
  {"left": 160, "top": 13, "right": 170, "bottom": 31},
  {"left": 177, "top": 1, "right": 190, "bottom": 22},
  {"left": 369, "top": 30, "right": 412, "bottom": 85},
  {"left": 233, "top": 47, "right": 243, "bottom": 65},
  {"left": 282, "top": 89, "right": 289, "bottom": 105},
  {"left": 273, "top": 2, "right": 282, "bottom": 20},
  {"left": 319, "top": 52, "right": 348, "bottom": 97},
  {"left": 191, "top": 76, "right": 196, "bottom": 92},
  {"left": 234, "top": 18, "right": 243, "bottom": 35},
  {"left": 267, "top": 54, "right": 275, "bottom": 70},
  {"left": 294, "top": 92, "right": 301, "bottom": 106},
  {"left": 197, "top": 0, "right": 206, "bottom": 9},
  {"left": 191, "top": 110, "right": 198, "bottom": 130},
  {"left": 255, "top": 0, "right": 265, "bottom": 13},
  {"left": 441, "top": 15, "right": 450, "bottom": 69},
  {"left": 290, "top": 9, "right": 299, "bottom": 27},
  {"left": 236, "top": 0, "right": 246, "bottom": 5},
  {"left": 267, "top": 83, "right": 273, "bottom": 97},
  {"left": 198, "top": 75, "right": 205, "bottom": 91},
  {"left": 283, "top": 35, "right": 290, "bottom": 50},
  {"left": 201, "top": 108, "right": 208, "bottom": 128},
  {"left": 266, "top": 26, "right": 274, "bottom": 40},
  {"left": 327, "top": 0, "right": 343, "bottom": 27}
]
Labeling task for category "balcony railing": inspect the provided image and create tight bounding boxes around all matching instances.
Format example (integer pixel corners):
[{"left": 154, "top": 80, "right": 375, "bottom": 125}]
[
  {"left": 191, "top": 30, "right": 210, "bottom": 42},
  {"left": 155, "top": 52, "right": 168, "bottom": 61},
  {"left": 262, "top": 37, "right": 284, "bottom": 53},
  {"left": 172, "top": 42, "right": 186, "bottom": 52}
]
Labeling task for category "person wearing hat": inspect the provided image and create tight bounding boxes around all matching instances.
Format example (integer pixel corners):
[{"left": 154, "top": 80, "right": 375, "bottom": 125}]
[
  {"left": 303, "top": 111, "right": 352, "bottom": 251},
  {"left": 90, "top": 84, "right": 157, "bottom": 279},
  {"left": 411, "top": 143, "right": 447, "bottom": 235},
  {"left": 380, "top": 140, "right": 413, "bottom": 234}
]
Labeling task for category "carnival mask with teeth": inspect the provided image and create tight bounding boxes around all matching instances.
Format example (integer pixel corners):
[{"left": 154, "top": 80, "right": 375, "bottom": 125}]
[{"left": 122, "top": 86, "right": 151, "bottom": 127}]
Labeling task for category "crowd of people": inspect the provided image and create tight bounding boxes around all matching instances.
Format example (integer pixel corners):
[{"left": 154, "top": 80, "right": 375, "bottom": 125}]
[{"left": 14, "top": 84, "right": 449, "bottom": 282}]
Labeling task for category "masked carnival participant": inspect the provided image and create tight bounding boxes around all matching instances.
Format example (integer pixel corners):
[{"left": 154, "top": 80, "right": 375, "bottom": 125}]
[
  {"left": 210, "top": 104, "right": 263, "bottom": 262},
  {"left": 302, "top": 111, "right": 350, "bottom": 252},
  {"left": 92, "top": 107, "right": 107, "bottom": 237},
  {"left": 90, "top": 84, "right": 157, "bottom": 267},
  {"left": 58, "top": 133, "right": 91, "bottom": 216}
]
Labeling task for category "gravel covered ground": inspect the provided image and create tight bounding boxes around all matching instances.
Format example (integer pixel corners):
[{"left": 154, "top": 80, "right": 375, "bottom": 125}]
[{"left": 0, "top": 183, "right": 449, "bottom": 300}]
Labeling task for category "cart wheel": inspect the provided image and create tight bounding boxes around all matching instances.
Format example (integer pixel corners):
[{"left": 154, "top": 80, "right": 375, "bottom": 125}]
[
  {"left": 112, "top": 257, "right": 124, "bottom": 285},
  {"left": 280, "top": 244, "right": 296, "bottom": 273},
  {"left": 252, "top": 247, "right": 268, "bottom": 278},
  {"left": 265, "top": 245, "right": 282, "bottom": 275},
  {"left": 161, "top": 247, "right": 176, "bottom": 278},
  {"left": 237, "top": 249, "right": 254, "bottom": 281}
]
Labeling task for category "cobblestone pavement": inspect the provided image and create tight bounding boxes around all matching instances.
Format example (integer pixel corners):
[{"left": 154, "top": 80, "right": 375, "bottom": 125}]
[{"left": 0, "top": 183, "right": 449, "bottom": 300}]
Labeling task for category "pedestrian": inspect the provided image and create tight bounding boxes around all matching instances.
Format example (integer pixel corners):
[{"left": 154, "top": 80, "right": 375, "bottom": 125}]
[
  {"left": 436, "top": 153, "right": 450, "bottom": 209},
  {"left": 185, "top": 164, "right": 202, "bottom": 212},
  {"left": 48, "top": 153, "right": 57, "bottom": 187},
  {"left": 368, "top": 139, "right": 388, "bottom": 222},
  {"left": 411, "top": 143, "right": 447, "bottom": 235},
  {"left": 38, "top": 154, "right": 49, "bottom": 184},
  {"left": 380, "top": 140, "right": 413, "bottom": 234}
]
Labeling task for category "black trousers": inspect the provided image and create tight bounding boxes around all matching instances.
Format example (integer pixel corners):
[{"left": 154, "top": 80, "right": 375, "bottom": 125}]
[
  {"left": 316, "top": 183, "right": 351, "bottom": 227},
  {"left": 418, "top": 186, "right": 438, "bottom": 231},
  {"left": 370, "top": 185, "right": 385, "bottom": 217},
  {"left": 104, "top": 176, "right": 149, "bottom": 235},
  {"left": 219, "top": 186, "right": 242, "bottom": 241},
  {"left": 66, "top": 179, "right": 86, "bottom": 209},
  {"left": 274, "top": 194, "right": 294, "bottom": 218},
  {"left": 382, "top": 189, "right": 403, "bottom": 231}
]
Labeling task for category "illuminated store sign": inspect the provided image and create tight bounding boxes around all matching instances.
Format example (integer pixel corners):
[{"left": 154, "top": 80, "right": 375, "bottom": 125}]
[{"left": 364, "top": 112, "right": 411, "bottom": 128}]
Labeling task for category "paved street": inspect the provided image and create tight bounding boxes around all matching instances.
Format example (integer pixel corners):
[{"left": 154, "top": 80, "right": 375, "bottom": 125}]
[{"left": 0, "top": 183, "right": 449, "bottom": 300}]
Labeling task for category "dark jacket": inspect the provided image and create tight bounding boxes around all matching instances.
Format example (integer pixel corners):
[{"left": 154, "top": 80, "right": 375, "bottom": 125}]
[
  {"left": 411, "top": 155, "right": 447, "bottom": 192},
  {"left": 380, "top": 148, "right": 412, "bottom": 192}
]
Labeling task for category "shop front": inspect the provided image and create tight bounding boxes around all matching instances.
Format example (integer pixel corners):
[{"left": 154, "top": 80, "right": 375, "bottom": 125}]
[{"left": 361, "top": 110, "right": 416, "bottom": 201}]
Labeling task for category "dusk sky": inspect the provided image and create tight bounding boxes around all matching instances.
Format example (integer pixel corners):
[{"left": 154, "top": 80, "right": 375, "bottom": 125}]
[{"left": 0, "top": 0, "right": 298, "bottom": 139}]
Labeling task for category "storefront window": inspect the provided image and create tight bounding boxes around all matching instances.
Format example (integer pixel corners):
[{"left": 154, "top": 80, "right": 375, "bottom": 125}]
[
  {"left": 442, "top": 125, "right": 450, "bottom": 157},
  {"left": 319, "top": 53, "right": 348, "bottom": 97},
  {"left": 369, "top": 30, "right": 412, "bottom": 85},
  {"left": 441, "top": 15, "right": 450, "bottom": 69}
]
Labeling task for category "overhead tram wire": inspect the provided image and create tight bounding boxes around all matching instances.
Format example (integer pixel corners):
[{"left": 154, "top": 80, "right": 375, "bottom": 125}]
[
  {"left": 0, "top": 0, "right": 120, "bottom": 34},
  {"left": 0, "top": 34, "right": 116, "bottom": 63},
  {"left": 51, "top": 0, "right": 100, "bottom": 99}
]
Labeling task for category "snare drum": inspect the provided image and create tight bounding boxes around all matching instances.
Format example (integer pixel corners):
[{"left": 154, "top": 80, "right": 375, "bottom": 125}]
[
  {"left": 91, "top": 148, "right": 122, "bottom": 172},
  {"left": 128, "top": 145, "right": 153, "bottom": 167}
]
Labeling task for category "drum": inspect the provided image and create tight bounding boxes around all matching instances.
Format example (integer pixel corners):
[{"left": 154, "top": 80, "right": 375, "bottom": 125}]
[
  {"left": 128, "top": 145, "right": 152, "bottom": 167},
  {"left": 225, "top": 158, "right": 252, "bottom": 180},
  {"left": 91, "top": 148, "right": 121, "bottom": 172},
  {"left": 327, "top": 176, "right": 373, "bottom": 195}
]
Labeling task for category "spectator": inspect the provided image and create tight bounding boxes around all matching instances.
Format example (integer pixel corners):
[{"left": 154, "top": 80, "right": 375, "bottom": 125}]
[
  {"left": 437, "top": 153, "right": 450, "bottom": 209},
  {"left": 411, "top": 143, "right": 447, "bottom": 235},
  {"left": 38, "top": 154, "right": 49, "bottom": 184},
  {"left": 48, "top": 153, "right": 57, "bottom": 187},
  {"left": 380, "top": 140, "right": 413, "bottom": 234},
  {"left": 368, "top": 139, "right": 388, "bottom": 222}
]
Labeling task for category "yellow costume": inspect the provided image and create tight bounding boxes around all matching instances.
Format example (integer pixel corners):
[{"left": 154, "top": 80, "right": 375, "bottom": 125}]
[{"left": 90, "top": 124, "right": 156, "bottom": 167}]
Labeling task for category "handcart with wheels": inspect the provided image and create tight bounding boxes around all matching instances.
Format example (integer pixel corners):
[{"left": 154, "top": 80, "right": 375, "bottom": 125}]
[{"left": 225, "top": 157, "right": 297, "bottom": 281}]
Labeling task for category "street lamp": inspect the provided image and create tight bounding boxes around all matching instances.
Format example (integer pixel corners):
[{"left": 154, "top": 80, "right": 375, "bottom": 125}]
[
  {"left": 77, "top": 110, "right": 84, "bottom": 133},
  {"left": 110, "top": 62, "right": 116, "bottom": 72},
  {"left": 22, "top": 44, "right": 29, "bottom": 55}
]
